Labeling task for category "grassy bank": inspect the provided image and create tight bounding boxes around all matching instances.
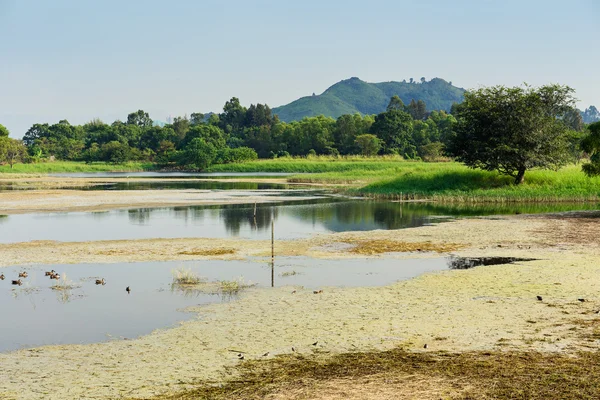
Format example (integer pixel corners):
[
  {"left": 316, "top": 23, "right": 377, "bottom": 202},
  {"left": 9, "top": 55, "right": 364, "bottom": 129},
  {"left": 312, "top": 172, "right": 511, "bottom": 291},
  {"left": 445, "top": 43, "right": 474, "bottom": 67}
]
[
  {"left": 0, "top": 161, "right": 156, "bottom": 174},
  {"left": 205, "top": 155, "right": 407, "bottom": 173},
  {"left": 210, "top": 157, "right": 600, "bottom": 202},
  {"left": 156, "top": 349, "right": 600, "bottom": 400}
]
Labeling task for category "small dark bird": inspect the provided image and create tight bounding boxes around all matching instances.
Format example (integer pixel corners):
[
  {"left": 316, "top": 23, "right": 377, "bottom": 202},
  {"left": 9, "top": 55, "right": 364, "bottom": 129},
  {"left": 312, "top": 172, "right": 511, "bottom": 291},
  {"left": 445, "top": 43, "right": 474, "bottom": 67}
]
[
  {"left": 45, "top": 270, "right": 56, "bottom": 277},
  {"left": 291, "top": 290, "right": 296, "bottom": 294},
  {"left": 238, "top": 354, "right": 244, "bottom": 360},
  {"left": 18, "top": 272, "right": 28, "bottom": 278},
  {"left": 11, "top": 279, "right": 22, "bottom": 286},
  {"left": 262, "top": 352, "right": 270, "bottom": 357},
  {"left": 313, "top": 290, "right": 323, "bottom": 294},
  {"left": 291, "top": 347, "right": 296, "bottom": 352},
  {"left": 312, "top": 341, "right": 318, "bottom": 346},
  {"left": 126, "top": 286, "right": 131, "bottom": 293},
  {"left": 0, "top": 273, "right": 4, "bottom": 280},
  {"left": 578, "top": 298, "right": 586, "bottom": 302},
  {"left": 536, "top": 296, "right": 543, "bottom": 301},
  {"left": 423, "top": 344, "right": 428, "bottom": 349},
  {"left": 95, "top": 279, "right": 106, "bottom": 285}
]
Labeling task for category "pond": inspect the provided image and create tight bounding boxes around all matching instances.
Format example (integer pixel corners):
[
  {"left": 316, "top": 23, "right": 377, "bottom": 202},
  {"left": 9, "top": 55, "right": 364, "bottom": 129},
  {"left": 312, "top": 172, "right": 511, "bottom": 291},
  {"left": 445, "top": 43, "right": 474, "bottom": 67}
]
[
  {"left": 0, "top": 198, "right": 598, "bottom": 244},
  {"left": 0, "top": 256, "right": 450, "bottom": 352}
]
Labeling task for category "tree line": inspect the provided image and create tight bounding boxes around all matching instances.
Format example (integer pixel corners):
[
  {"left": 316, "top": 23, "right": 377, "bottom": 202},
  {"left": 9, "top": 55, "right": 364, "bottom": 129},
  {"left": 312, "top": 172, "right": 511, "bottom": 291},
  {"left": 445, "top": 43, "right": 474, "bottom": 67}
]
[
  {"left": 0, "top": 96, "right": 456, "bottom": 169},
  {"left": 1, "top": 84, "right": 599, "bottom": 185}
]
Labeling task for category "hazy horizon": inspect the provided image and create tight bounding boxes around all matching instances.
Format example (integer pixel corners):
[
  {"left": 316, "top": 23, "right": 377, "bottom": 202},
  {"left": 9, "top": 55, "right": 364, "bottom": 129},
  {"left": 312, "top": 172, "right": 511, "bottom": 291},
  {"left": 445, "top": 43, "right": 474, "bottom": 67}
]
[{"left": 1, "top": 0, "right": 598, "bottom": 137}]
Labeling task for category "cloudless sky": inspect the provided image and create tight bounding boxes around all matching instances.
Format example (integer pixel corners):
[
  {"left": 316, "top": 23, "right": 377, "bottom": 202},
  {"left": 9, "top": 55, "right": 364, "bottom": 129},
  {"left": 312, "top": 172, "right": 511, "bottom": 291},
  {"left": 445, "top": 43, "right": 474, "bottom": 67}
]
[{"left": 0, "top": 0, "right": 598, "bottom": 137}]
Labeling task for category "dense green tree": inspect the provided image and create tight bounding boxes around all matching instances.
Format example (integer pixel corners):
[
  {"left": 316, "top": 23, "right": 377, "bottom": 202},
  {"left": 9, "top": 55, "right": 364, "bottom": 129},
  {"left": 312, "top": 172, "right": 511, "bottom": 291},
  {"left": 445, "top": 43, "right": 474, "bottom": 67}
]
[
  {"left": 581, "top": 122, "right": 600, "bottom": 176},
  {"left": 386, "top": 95, "right": 404, "bottom": 112},
  {"left": 220, "top": 97, "right": 246, "bottom": 133},
  {"left": 190, "top": 112, "right": 205, "bottom": 126},
  {"left": 447, "top": 84, "right": 578, "bottom": 184},
  {"left": 182, "top": 124, "right": 226, "bottom": 149},
  {"left": 127, "top": 110, "right": 153, "bottom": 128},
  {"left": 333, "top": 114, "right": 373, "bottom": 155},
  {"left": 0, "top": 138, "right": 28, "bottom": 168},
  {"left": 370, "top": 108, "right": 415, "bottom": 156},
  {"left": 172, "top": 115, "right": 190, "bottom": 143},
  {"left": 178, "top": 137, "right": 217, "bottom": 170},
  {"left": 355, "top": 134, "right": 381, "bottom": 156},
  {"left": 0, "top": 124, "right": 9, "bottom": 137}
]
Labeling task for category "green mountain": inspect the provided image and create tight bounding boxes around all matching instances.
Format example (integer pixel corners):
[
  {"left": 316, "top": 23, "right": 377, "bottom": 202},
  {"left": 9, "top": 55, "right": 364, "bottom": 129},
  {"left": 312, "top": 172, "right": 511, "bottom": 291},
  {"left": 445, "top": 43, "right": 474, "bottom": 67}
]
[{"left": 273, "top": 77, "right": 465, "bottom": 122}]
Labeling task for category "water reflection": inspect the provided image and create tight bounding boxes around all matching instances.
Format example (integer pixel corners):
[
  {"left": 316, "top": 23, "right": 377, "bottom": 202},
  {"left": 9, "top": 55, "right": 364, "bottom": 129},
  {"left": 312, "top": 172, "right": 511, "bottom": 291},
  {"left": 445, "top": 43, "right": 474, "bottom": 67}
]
[{"left": 0, "top": 199, "right": 598, "bottom": 244}]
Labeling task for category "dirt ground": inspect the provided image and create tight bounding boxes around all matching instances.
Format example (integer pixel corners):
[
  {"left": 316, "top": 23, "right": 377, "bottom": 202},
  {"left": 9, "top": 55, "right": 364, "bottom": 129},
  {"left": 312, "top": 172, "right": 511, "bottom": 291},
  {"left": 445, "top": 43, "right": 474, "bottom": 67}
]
[{"left": 2, "top": 209, "right": 600, "bottom": 399}]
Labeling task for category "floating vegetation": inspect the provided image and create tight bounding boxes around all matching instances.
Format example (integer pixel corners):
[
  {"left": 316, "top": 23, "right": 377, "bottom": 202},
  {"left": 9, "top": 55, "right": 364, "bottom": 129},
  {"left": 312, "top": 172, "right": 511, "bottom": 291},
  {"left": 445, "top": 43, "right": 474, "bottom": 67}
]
[
  {"left": 280, "top": 270, "right": 300, "bottom": 277},
  {"left": 50, "top": 273, "right": 80, "bottom": 291},
  {"left": 349, "top": 239, "right": 462, "bottom": 255}
]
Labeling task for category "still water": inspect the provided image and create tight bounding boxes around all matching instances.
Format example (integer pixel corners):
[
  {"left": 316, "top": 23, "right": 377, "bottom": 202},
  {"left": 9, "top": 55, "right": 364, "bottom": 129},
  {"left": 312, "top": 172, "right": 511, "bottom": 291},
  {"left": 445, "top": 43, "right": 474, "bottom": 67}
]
[
  {"left": 0, "top": 256, "right": 449, "bottom": 352},
  {"left": 0, "top": 198, "right": 598, "bottom": 244}
]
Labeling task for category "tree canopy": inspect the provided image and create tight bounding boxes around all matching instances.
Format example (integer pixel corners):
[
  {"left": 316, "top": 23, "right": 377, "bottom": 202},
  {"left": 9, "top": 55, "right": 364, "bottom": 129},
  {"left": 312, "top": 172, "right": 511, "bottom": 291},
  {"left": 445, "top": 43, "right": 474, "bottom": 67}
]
[
  {"left": 447, "top": 84, "right": 579, "bottom": 184},
  {"left": 581, "top": 122, "right": 600, "bottom": 177}
]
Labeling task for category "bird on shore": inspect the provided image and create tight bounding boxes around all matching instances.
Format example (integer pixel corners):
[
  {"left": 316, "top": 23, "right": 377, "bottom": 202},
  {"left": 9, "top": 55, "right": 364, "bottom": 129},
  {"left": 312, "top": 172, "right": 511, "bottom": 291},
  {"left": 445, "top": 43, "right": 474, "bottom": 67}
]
[
  {"left": 313, "top": 290, "right": 323, "bottom": 294},
  {"left": 423, "top": 344, "right": 428, "bottom": 349},
  {"left": 95, "top": 278, "right": 106, "bottom": 285},
  {"left": 11, "top": 279, "right": 22, "bottom": 286},
  {"left": 536, "top": 295, "right": 543, "bottom": 301},
  {"left": 126, "top": 286, "right": 131, "bottom": 293},
  {"left": 578, "top": 298, "right": 586, "bottom": 302},
  {"left": 18, "top": 272, "right": 28, "bottom": 278}
]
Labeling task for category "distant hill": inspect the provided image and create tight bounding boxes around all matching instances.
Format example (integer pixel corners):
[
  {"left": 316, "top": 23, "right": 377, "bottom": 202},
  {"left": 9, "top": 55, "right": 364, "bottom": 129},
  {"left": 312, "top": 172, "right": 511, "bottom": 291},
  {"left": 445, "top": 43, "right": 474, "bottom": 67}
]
[{"left": 273, "top": 77, "right": 465, "bottom": 122}]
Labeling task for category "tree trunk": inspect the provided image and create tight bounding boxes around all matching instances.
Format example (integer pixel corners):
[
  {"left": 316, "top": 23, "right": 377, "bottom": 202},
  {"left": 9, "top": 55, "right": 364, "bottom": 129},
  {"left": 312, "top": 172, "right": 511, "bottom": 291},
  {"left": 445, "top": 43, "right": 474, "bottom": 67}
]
[{"left": 514, "top": 168, "right": 526, "bottom": 184}]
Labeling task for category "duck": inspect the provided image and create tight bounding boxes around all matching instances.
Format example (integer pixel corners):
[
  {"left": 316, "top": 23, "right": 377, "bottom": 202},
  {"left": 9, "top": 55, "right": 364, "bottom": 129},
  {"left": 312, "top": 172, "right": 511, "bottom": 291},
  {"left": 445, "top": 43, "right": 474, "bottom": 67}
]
[
  {"left": 0, "top": 273, "right": 4, "bottom": 280},
  {"left": 126, "top": 286, "right": 131, "bottom": 293},
  {"left": 95, "top": 278, "right": 106, "bottom": 285},
  {"left": 45, "top": 270, "right": 56, "bottom": 277},
  {"left": 18, "top": 272, "right": 28, "bottom": 278},
  {"left": 11, "top": 279, "right": 22, "bottom": 286},
  {"left": 50, "top": 273, "right": 61, "bottom": 280}
]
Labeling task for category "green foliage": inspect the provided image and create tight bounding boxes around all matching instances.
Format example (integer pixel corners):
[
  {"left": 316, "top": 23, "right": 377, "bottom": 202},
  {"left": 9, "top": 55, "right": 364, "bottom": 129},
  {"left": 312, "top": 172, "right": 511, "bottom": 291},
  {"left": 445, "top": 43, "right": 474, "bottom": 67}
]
[
  {"left": 177, "top": 138, "right": 217, "bottom": 170},
  {"left": 370, "top": 109, "right": 415, "bottom": 156},
  {"left": 0, "top": 137, "right": 28, "bottom": 168},
  {"left": 273, "top": 77, "right": 465, "bottom": 122},
  {"left": 0, "top": 124, "right": 9, "bottom": 137},
  {"left": 216, "top": 147, "right": 258, "bottom": 164},
  {"left": 354, "top": 134, "right": 381, "bottom": 156},
  {"left": 447, "top": 84, "right": 578, "bottom": 184},
  {"left": 581, "top": 122, "right": 600, "bottom": 176}
]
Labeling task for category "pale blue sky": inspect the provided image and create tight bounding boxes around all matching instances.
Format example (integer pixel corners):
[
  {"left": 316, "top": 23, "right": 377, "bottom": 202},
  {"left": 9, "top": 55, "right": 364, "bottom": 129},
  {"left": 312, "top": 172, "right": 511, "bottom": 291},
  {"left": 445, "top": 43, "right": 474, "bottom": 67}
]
[{"left": 1, "top": 0, "right": 598, "bottom": 137}]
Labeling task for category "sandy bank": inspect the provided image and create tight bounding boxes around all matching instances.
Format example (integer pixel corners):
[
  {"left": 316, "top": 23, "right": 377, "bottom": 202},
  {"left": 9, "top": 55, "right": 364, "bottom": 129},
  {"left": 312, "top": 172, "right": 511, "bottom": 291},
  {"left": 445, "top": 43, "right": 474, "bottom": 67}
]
[{"left": 0, "top": 188, "right": 321, "bottom": 214}]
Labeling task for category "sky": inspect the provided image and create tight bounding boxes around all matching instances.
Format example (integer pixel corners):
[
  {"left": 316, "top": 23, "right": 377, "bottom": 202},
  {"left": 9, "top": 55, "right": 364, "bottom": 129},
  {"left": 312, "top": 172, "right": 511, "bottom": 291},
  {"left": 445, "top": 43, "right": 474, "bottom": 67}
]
[{"left": 0, "top": 0, "right": 598, "bottom": 137}]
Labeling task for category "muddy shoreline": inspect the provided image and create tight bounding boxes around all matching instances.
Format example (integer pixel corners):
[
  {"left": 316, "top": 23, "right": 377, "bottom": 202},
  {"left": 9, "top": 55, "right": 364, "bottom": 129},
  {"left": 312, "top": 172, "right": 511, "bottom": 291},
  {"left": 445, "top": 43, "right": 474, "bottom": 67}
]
[{"left": 1, "top": 212, "right": 600, "bottom": 399}]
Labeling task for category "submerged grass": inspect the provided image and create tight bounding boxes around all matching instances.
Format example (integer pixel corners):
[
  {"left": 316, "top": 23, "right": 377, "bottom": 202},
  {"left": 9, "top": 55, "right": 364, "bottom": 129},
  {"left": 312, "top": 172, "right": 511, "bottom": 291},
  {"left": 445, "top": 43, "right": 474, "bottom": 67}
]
[
  {"left": 171, "top": 268, "right": 204, "bottom": 285},
  {"left": 153, "top": 348, "right": 600, "bottom": 400}
]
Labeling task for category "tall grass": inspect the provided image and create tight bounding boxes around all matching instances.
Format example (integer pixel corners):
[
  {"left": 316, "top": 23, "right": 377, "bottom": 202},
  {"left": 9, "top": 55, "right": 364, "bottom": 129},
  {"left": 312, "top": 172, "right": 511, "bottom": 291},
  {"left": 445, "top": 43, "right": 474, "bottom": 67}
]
[
  {"left": 205, "top": 155, "right": 409, "bottom": 173},
  {"left": 0, "top": 161, "right": 156, "bottom": 174}
]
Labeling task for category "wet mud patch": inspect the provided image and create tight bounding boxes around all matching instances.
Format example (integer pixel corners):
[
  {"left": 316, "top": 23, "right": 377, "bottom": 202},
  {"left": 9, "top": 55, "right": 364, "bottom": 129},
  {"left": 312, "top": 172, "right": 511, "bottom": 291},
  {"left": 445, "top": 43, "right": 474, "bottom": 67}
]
[{"left": 448, "top": 256, "right": 537, "bottom": 270}]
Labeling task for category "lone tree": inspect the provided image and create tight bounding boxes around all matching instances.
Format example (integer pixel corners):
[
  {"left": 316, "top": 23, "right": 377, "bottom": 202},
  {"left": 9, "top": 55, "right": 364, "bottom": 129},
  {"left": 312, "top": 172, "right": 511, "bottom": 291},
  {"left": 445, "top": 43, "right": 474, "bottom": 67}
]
[
  {"left": 581, "top": 122, "right": 600, "bottom": 176},
  {"left": 447, "top": 84, "right": 578, "bottom": 184}
]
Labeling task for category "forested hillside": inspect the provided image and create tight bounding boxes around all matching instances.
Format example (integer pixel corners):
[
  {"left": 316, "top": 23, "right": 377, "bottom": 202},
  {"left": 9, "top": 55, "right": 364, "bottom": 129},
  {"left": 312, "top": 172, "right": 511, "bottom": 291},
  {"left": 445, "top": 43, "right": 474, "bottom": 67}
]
[{"left": 273, "top": 77, "right": 465, "bottom": 121}]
